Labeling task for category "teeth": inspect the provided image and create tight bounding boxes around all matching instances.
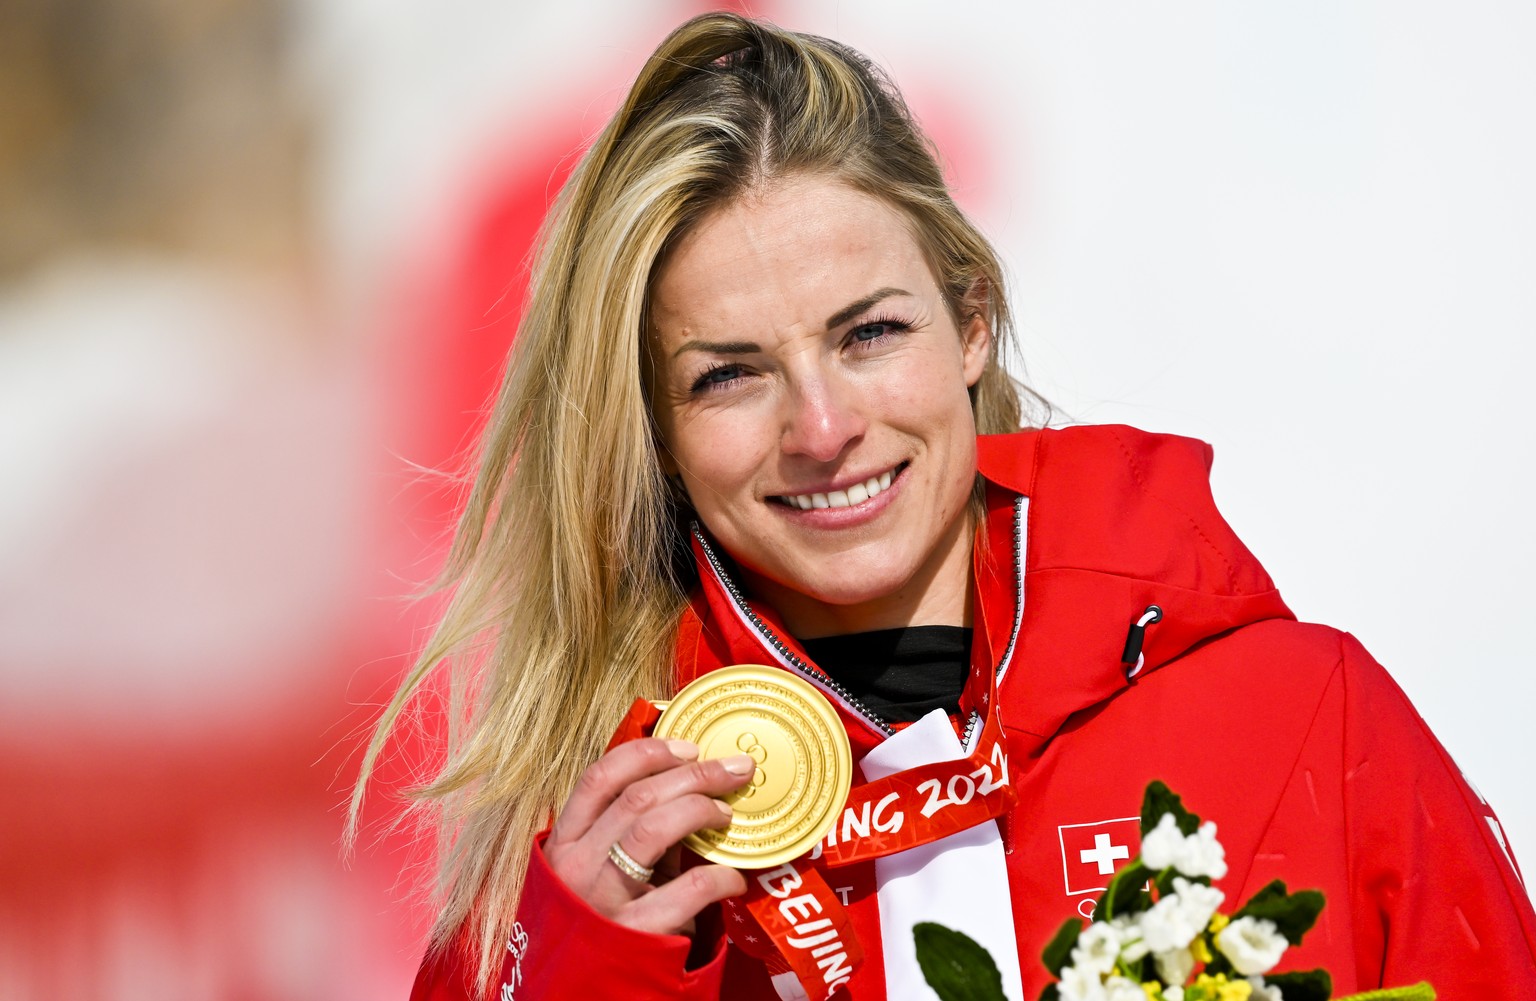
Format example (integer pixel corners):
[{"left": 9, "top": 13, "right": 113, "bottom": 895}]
[{"left": 781, "top": 467, "right": 898, "bottom": 511}]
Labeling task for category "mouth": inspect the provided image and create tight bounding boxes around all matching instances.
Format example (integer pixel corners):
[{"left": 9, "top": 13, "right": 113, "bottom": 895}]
[{"left": 772, "top": 462, "right": 908, "bottom": 511}]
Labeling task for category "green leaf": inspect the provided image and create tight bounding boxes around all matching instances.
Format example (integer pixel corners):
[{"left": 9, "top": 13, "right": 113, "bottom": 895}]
[
  {"left": 1152, "top": 867, "right": 1210, "bottom": 897},
  {"left": 1098, "top": 861, "right": 1154, "bottom": 920},
  {"left": 1233, "top": 880, "right": 1326, "bottom": 945},
  {"left": 913, "top": 922, "right": 1008, "bottom": 1001},
  {"left": 1037, "top": 986, "right": 1061, "bottom": 1001},
  {"left": 1141, "top": 779, "right": 1201, "bottom": 835},
  {"left": 1264, "top": 968, "right": 1333, "bottom": 1001},
  {"left": 1334, "top": 982, "right": 1435, "bottom": 1001},
  {"left": 1201, "top": 939, "right": 1232, "bottom": 979},
  {"left": 1040, "top": 917, "right": 1083, "bottom": 976}
]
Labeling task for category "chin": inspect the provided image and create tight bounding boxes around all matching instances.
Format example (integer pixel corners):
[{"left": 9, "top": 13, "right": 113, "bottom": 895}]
[
  {"left": 799, "top": 581, "right": 901, "bottom": 610},
  {"left": 767, "top": 559, "right": 914, "bottom": 609}
]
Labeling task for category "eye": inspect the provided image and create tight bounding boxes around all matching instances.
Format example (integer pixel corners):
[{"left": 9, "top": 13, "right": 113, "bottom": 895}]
[
  {"left": 847, "top": 316, "right": 910, "bottom": 346},
  {"left": 690, "top": 363, "right": 746, "bottom": 393}
]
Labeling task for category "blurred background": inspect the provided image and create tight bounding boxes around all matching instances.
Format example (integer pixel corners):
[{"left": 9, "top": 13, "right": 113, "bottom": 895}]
[{"left": 1, "top": 1, "right": 1530, "bottom": 997}]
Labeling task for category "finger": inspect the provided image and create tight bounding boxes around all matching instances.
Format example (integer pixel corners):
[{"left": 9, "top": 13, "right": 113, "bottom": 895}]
[
  {"left": 608, "top": 794, "right": 734, "bottom": 875},
  {"left": 654, "top": 844, "right": 685, "bottom": 883},
  {"left": 617, "top": 864, "right": 749, "bottom": 937},
  {"left": 550, "top": 738, "right": 700, "bottom": 844},
  {"left": 582, "top": 754, "right": 755, "bottom": 856}
]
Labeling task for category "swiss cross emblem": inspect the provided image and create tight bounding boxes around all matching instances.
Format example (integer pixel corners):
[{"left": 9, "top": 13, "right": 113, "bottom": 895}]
[{"left": 1058, "top": 816, "right": 1141, "bottom": 896}]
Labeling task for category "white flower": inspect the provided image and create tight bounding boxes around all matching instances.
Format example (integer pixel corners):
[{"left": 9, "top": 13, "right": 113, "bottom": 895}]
[
  {"left": 1141, "top": 877, "right": 1225, "bottom": 952},
  {"left": 1216, "top": 916, "right": 1288, "bottom": 975},
  {"left": 1110, "top": 915, "right": 1150, "bottom": 963},
  {"left": 1070, "top": 921, "right": 1125, "bottom": 977},
  {"left": 1163, "top": 989, "right": 1185, "bottom": 1001},
  {"left": 1140, "top": 813, "right": 1229, "bottom": 880},
  {"left": 1181, "top": 822, "right": 1228, "bottom": 880},
  {"left": 1173, "top": 878, "right": 1225, "bottom": 930},
  {"left": 1246, "top": 977, "right": 1284, "bottom": 1001},
  {"left": 1105, "top": 976, "right": 1146, "bottom": 1001},
  {"left": 1141, "top": 897, "right": 1197, "bottom": 952},
  {"left": 1140, "top": 813, "right": 1184, "bottom": 871},
  {"left": 1059, "top": 964, "right": 1108, "bottom": 1001},
  {"left": 1153, "top": 945, "right": 1195, "bottom": 986}
]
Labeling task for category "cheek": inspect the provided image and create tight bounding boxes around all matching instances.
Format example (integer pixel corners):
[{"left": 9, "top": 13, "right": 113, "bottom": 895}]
[
  {"left": 876, "top": 351, "right": 974, "bottom": 422},
  {"left": 668, "top": 411, "right": 767, "bottom": 505}
]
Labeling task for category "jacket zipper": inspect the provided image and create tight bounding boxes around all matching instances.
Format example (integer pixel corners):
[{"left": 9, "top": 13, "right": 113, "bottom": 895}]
[
  {"left": 962, "top": 494, "right": 1027, "bottom": 749},
  {"left": 693, "top": 526, "right": 895, "bottom": 737}
]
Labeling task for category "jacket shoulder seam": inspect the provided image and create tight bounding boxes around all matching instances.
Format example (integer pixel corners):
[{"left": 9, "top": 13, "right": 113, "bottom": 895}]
[{"left": 1242, "top": 650, "right": 1347, "bottom": 900}]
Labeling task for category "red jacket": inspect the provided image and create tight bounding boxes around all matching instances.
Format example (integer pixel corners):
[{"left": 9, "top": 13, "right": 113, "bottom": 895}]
[{"left": 413, "top": 425, "right": 1536, "bottom": 999}]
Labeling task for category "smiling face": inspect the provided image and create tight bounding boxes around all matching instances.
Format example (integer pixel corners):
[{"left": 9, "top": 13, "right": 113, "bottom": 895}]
[{"left": 648, "top": 175, "right": 991, "bottom": 638}]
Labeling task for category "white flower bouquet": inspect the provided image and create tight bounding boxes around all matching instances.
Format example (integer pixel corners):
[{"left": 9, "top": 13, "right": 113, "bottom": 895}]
[{"left": 912, "top": 781, "right": 1435, "bottom": 1001}]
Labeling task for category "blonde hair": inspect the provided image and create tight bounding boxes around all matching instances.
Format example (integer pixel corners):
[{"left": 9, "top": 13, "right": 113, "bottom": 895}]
[{"left": 351, "top": 11, "right": 1041, "bottom": 994}]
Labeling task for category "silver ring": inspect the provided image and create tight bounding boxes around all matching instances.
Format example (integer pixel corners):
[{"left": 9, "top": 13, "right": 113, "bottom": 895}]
[{"left": 607, "top": 842, "right": 654, "bottom": 884}]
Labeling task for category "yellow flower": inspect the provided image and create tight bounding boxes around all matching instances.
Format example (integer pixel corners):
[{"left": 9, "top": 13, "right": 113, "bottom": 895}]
[
  {"left": 1208, "top": 913, "right": 1230, "bottom": 935},
  {"left": 1191, "top": 935, "right": 1213, "bottom": 964},
  {"left": 1190, "top": 973, "right": 1253, "bottom": 1001},
  {"left": 1142, "top": 985, "right": 1162, "bottom": 1000}
]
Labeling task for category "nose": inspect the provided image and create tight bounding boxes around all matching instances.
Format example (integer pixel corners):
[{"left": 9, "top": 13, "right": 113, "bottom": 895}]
[{"left": 779, "top": 372, "right": 866, "bottom": 462}]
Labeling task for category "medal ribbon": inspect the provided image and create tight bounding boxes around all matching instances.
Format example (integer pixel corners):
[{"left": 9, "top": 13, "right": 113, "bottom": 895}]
[
  {"left": 604, "top": 659, "right": 1013, "bottom": 1000},
  {"left": 809, "top": 692, "right": 1012, "bottom": 866},
  {"left": 727, "top": 860, "right": 864, "bottom": 998}
]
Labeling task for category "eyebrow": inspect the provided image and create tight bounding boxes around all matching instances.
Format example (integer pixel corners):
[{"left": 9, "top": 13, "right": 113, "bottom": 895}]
[
  {"left": 670, "top": 338, "right": 760, "bottom": 359},
  {"left": 824, "top": 287, "right": 911, "bottom": 330},
  {"left": 668, "top": 287, "right": 914, "bottom": 360}
]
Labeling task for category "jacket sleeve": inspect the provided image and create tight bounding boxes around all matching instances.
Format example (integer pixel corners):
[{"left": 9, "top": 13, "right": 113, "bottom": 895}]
[
  {"left": 409, "top": 930, "right": 478, "bottom": 1001},
  {"left": 410, "top": 832, "right": 731, "bottom": 1000},
  {"left": 1337, "top": 632, "right": 1536, "bottom": 991}
]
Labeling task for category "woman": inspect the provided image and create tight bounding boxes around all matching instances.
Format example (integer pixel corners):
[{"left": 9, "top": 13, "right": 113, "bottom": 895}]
[{"left": 356, "top": 12, "right": 1536, "bottom": 1000}]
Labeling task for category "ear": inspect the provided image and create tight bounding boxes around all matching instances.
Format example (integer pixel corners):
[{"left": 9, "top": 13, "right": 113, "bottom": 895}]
[{"left": 958, "top": 278, "right": 993, "bottom": 388}]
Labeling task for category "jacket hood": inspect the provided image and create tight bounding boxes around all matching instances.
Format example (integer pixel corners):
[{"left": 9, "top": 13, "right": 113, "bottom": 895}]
[
  {"left": 978, "top": 425, "right": 1293, "bottom": 758},
  {"left": 676, "top": 424, "right": 1293, "bottom": 759}
]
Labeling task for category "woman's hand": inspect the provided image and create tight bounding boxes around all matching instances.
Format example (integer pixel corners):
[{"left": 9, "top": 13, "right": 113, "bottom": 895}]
[{"left": 543, "top": 737, "right": 754, "bottom": 935}]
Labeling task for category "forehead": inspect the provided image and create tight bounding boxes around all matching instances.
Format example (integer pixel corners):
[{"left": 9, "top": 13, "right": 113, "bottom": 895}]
[{"left": 649, "top": 177, "right": 937, "bottom": 336}]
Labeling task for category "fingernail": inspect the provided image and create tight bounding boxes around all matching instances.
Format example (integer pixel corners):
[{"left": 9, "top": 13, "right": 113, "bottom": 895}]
[
  {"left": 665, "top": 739, "right": 699, "bottom": 760},
  {"left": 721, "top": 753, "right": 755, "bottom": 775},
  {"left": 714, "top": 798, "right": 734, "bottom": 819}
]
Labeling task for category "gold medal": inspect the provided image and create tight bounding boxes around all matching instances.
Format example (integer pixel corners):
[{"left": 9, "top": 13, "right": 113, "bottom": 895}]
[{"left": 652, "top": 664, "right": 852, "bottom": 869}]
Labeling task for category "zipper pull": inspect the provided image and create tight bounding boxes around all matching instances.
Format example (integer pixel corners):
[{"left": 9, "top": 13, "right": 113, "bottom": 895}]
[{"left": 1121, "top": 605, "right": 1163, "bottom": 679}]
